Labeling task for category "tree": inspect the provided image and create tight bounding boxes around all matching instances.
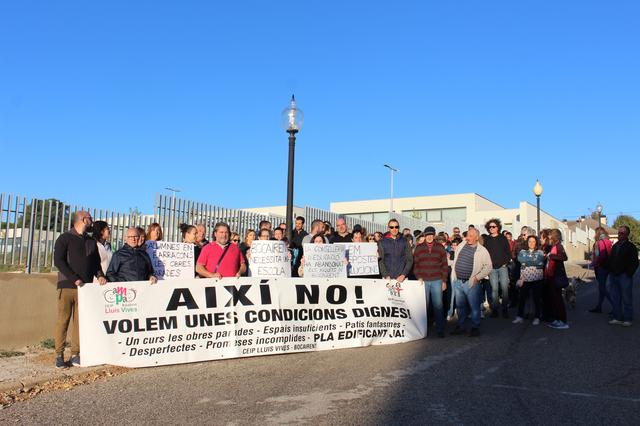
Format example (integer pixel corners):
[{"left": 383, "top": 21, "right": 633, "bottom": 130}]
[
  {"left": 613, "top": 215, "right": 640, "bottom": 249},
  {"left": 18, "top": 199, "right": 68, "bottom": 230}
]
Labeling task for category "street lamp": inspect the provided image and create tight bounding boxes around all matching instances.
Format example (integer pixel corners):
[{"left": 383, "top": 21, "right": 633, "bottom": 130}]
[
  {"left": 282, "top": 95, "right": 303, "bottom": 242},
  {"left": 383, "top": 164, "right": 399, "bottom": 214},
  {"left": 596, "top": 203, "right": 603, "bottom": 227},
  {"left": 533, "top": 180, "right": 543, "bottom": 235}
]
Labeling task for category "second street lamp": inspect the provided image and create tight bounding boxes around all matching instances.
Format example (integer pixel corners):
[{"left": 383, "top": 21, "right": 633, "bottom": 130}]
[
  {"left": 533, "top": 180, "right": 543, "bottom": 235},
  {"left": 383, "top": 164, "right": 399, "bottom": 214},
  {"left": 282, "top": 95, "right": 304, "bottom": 242},
  {"left": 596, "top": 203, "right": 603, "bottom": 227}
]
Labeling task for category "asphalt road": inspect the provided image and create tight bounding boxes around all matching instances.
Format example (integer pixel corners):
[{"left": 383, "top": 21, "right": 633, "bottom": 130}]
[{"left": 2, "top": 278, "right": 639, "bottom": 425}]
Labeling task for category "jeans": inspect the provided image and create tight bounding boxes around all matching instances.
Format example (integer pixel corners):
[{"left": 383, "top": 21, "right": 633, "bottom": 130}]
[
  {"left": 424, "top": 280, "right": 445, "bottom": 333},
  {"left": 609, "top": 273, "right": 633, "bottom": 322},
  {"left": 454, "top": 279, "right": 482, "bottom": 328},
  {"left": 489, "top": 265, "right": 510, "bottom": 311},
  {"left": 479, "top": 278, "right": 492, "bottom": 311},
  {"left": 594, "top": 267, "right": 613, "bottom": 310}
]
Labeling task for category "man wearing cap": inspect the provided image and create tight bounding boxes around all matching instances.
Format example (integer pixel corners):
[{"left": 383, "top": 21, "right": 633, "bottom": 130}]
[
  {"left": 450, "top": 227, "right": 493, "bottom": 337},
  {"left": 413, "top": 226, "right": 449, "bottom": 337}
]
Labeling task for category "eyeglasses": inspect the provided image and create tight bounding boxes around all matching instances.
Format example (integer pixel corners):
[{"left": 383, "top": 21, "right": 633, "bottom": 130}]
[
  {"left": 389, "top": 226, "right": 399, "bottom": 229},
  {"left": 127, "top": 236, "right": 139, "bottom": 239},
  {"left": 489, "top": 225, "right": 498, "bottom": 229},
  {"left": 232, "top": 239, "right": 240, "bottom": 242}
]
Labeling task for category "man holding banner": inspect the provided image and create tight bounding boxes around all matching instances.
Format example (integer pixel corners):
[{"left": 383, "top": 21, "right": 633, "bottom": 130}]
[{"left": 196, "top": 222, "right": 246, "bottom": 278}]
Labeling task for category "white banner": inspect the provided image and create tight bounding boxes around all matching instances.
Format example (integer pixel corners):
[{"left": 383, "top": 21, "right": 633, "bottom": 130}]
[
  {"left": 336, "top": 243, "right": 380, "bottom": 277},
  {"left": 78, "top": 278, "right": 427, "bottom": 368},
  {"left": 248, "top": 240, "right": 291, "bottom": 278},
  {"left": 145, "top": 241, "right": 194, "bottom": 280},
  {"left": 303, "top": 244, "right": 347, "bottom": 278}
]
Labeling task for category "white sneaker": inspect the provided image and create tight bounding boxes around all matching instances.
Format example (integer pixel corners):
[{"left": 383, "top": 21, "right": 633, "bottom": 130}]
[
  {"left": 622, "top": 321, "right": 633, "bottom": 327},
  {"left": 609, "top": 319, "right": 624, "bottom": 326},
  {"left": 512, "top": 316, "right": 524, "bottom": 324},
  {"left": 532, "top": 318, "right": 540, "bottom": 326},
  {"left": 555, "top": 321, "right": 569, "bottom": 329}
]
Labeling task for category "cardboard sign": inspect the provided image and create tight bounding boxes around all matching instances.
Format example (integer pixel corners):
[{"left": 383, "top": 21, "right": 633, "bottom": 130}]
[
  {"left": 145, "top": 241, "right": 194, "bottom": 280},
  {"left": 302, "top": 244, "right": 347, "bottom": 278},
  {"left": 336, "top": 243, "right": 380, "bottom": 276},
  {"left": 248, "top": 240, "right": 291, "bottom": 278}
]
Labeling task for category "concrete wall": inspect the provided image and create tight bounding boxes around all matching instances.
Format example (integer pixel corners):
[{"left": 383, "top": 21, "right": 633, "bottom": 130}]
[{"left": 0, "top": 272, "right": 58, "bottom": 350}]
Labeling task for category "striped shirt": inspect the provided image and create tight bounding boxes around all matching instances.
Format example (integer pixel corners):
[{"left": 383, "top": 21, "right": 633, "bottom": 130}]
[{"left": 455, "top": 244, "right": 477, "bottom": 281}]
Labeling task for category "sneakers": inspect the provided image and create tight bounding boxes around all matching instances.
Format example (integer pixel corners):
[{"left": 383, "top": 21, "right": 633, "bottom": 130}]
[
  {"left": 512, "top": 316, "right": 524, "bottom": 324},
  {"left": 55, "top": 356, "right": 68, "bottom": 369},
  {"left": 69, "top": 355, "right": 81, "bottom": 367},
  {"left": 548, "top": 320, "right": 569, "bottom": 329},
  {"left": 622, "top": 321, "right": 633, "bottom": 327},
  {"left": 532, "top": 318, "right": 540, "bottom": 326},
  {"left": 468, "top": 328, "right": 480, "bottom": 337},
  {"left": 609, "top": 319, "right": 624, "bottom": 326}
]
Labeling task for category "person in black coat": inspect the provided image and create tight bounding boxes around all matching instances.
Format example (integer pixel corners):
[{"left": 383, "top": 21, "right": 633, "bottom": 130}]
[
  {"left": 608, "top": 225, "right": 639, "bottom": 326},
  {"left": 107, "top": 227, "right": 157, "bottom": 284}
]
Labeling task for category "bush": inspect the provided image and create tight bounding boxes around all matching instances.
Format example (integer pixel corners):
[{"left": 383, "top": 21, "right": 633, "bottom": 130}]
[{"left": 40, "top": 338, "right": 55, "bottom": 349}]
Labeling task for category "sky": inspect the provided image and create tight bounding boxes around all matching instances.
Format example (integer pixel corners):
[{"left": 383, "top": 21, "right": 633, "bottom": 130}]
[{"left": 1, "top": 1, "right": 639, "bottom": 223}]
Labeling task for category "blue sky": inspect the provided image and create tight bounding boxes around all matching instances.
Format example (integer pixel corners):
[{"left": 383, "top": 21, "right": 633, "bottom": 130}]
[{"left": 1, "top": 1, "right": 638, "bottom": 222}]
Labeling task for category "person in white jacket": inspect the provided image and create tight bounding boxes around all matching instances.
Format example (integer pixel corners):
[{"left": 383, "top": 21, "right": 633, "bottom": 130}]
[
  {"left": 93, "top": 220, "right": 112, "bottom": 281},
  {"left": 450, "top": 228, "right": 492, "bottom": 337}
]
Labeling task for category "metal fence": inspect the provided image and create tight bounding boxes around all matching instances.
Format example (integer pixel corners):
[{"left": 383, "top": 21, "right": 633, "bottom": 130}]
[
  {"left": 154, "top": 194, "right": 287, "bottom": 241},
  {"left": 1, "top": 191, "right": 438, "bottom": 273},
  {"left": 0, "top": 193, "right": 155, "bottom": 273}
]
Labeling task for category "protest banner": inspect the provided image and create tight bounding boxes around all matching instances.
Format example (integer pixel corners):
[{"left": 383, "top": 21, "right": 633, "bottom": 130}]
[
  {"left": 248, "top": 240, "right": 291, "bottom": 278},
  {"left": 302, "top": 243, "right": 347, "bottom": 278},
  {"left": 145, "top": 241, "right": 194, "bottom": 280},
  {"left": 335, "top": 242, "right": 380, "bottom": 277},
  {"left": 78, "top": 277, "right": 427, "bottom": 367}
]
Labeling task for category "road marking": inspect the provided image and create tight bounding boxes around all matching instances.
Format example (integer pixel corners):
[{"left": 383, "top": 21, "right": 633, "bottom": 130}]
[{"left": 491, "top": 384, "right": 640, "bottom": 403}]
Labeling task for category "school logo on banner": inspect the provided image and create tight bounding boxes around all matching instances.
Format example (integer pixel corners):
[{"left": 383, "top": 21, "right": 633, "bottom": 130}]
[{"left": 103, "top": 286, "right": 138, "bottom": 314}]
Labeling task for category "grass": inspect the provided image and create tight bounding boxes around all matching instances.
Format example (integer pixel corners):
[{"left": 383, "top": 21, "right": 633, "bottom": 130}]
[
  {"left": 0, "top": 350, "right": 25, "bottom": 358},
  {"left": 40, "top": 338, "right": 55, "bottom": 349}
]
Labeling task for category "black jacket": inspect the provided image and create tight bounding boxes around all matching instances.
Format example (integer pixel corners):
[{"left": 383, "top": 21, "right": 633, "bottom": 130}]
[
  {"left": 106, "top": 244, "right": 154, "bottom": 282},
  {"left": 54, "top": 229, "right": 104, "bottom": 289},
  {"left": 482, "top": 234, "right": 511, "bottom": 269},
  {"left": 609, "top": 239, "right": 639, "bottom": 277}
]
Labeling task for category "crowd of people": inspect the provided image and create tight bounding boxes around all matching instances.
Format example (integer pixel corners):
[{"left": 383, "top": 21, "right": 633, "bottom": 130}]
[{"left": 52, "top": 211, "right": 638, "bottom": 368}]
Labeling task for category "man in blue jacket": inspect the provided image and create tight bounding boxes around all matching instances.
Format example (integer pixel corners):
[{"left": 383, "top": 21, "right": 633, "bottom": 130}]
[{"left": 378, "top": 219, "right": 413, "bottom": 283}]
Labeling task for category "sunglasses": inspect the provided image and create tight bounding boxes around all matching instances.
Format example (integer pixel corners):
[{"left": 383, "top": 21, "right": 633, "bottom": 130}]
[
  {"left": 389, "top": 226, "right": 399, "bottom": 229},
  {"left": 232, "top": 239, "right": 240, "bottom": 242},
  {"left": 489, "top": 225, "right": 498, "bottom": 229}
]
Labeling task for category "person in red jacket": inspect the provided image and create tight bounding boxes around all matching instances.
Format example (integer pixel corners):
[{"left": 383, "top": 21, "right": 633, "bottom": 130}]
[{"left": 413, "top": 226, "right": 449, "bottom": 338}]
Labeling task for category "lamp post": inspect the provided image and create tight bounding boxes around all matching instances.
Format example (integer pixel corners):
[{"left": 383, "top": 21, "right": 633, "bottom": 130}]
[
  {"left": 383, "top": 164, "right": 398, "bottom": 214},
  {"left": 596, "top": 203, "right": 603, "bottom": 227},
  {"left": 533, "top": 180, "right": 543, "bottom": 235},
  {"left": 282, "top": 95, "right": 303, "bottom": 242}
]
